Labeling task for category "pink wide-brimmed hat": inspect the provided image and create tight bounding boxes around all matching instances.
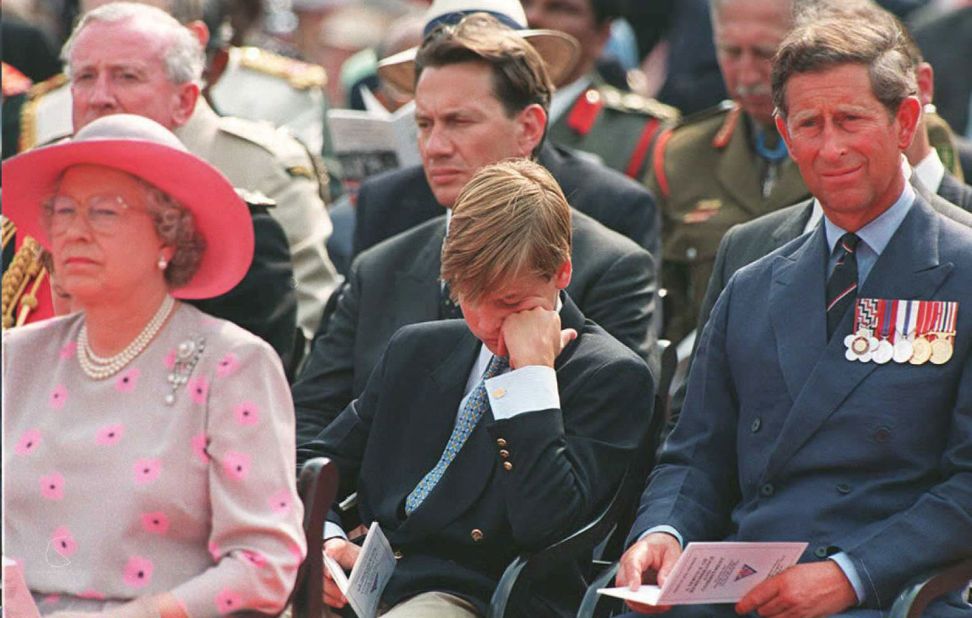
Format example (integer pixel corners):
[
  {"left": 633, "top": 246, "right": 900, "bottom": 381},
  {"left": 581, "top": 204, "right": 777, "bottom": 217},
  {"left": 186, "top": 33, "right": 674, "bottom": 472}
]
[
  {"left": 377, "top": 0, "right": 580, "bottom": 95},
  {"left": 2, "top": 114, "right": 253, "bottom": 300}
]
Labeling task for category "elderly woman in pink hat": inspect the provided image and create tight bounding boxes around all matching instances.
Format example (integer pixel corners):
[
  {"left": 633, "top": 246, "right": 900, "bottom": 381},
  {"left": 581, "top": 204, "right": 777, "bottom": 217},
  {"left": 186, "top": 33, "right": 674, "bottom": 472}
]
[{"left": 2, "top": 114, "right": 305, "bottom": 617}]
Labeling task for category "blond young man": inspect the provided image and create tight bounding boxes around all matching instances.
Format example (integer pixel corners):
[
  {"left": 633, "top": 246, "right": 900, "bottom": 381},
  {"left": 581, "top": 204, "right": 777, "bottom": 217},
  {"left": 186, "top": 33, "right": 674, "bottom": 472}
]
[{"left": 297, "top": 159, "right": 655, "bottom": 617}]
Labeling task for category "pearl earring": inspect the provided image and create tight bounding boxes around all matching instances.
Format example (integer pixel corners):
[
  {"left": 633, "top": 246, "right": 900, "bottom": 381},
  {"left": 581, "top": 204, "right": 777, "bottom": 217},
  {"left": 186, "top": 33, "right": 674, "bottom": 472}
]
[{"left": 158, "top": 255, "right": 168, "bottom": 270}]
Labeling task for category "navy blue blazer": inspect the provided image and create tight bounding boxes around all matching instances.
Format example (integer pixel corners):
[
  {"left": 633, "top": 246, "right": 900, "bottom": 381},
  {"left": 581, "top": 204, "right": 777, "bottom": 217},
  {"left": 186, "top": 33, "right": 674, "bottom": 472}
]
[
  {"left": 630, "top": 196, "right": 972, "bottom": 613},
  {"left": 298, "top": 295, "right": 654, "bottom": 615}
]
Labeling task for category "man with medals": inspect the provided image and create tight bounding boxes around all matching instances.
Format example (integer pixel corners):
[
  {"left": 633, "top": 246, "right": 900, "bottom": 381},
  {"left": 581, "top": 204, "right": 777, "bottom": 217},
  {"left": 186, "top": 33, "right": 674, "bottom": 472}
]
[{"left": 615, "top": 10, "right": 972, "bottom": 618}]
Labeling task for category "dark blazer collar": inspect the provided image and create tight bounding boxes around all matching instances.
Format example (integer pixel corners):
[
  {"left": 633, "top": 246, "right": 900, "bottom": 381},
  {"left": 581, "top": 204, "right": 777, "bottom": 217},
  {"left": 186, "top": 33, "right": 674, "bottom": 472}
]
[
  {"left": 773, "top": 198, "right": 815, "bottom": 245},
  {"left": 763, "top": 194, "right": 952, "bottom": 481},
  {"left": 400, "top": 216, "right": 446, "bottom": 283}
]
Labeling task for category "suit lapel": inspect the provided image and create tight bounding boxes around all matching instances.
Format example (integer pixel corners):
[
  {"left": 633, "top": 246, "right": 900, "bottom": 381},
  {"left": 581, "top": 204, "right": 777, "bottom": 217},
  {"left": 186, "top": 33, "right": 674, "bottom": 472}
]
[
  {"left": 771, "top": 200, "right": 814, "bottom": 246},
  {"left": 393, "top": 330, "right": 496, "bottom": 538},
  {"left": 387, "top": 218, "right": 445, "bottom": 328},
  {"left": 769, "top": 224, "right": 829, "bottom": 400},
  {"left": 763, "top": 197, "right": 953, "bottom": 480}
]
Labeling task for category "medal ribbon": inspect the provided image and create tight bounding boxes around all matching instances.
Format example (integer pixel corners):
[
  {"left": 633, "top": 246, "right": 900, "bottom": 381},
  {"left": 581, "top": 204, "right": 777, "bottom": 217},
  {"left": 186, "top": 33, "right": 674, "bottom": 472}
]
[
  {"left": 938, "top": 301, "right": 958, "bottom": 336},
  {"left": 915, "top": 301, "right": 930, "bottom": 340},
  {"left": 895, "top": 300, "right": 917, "bottom": 340},
  {"left": 878, "top": 298, "right": 897, "bottom": 342},
  {"left": 857, "top": 298, "right": 879, "bottom": 332},
  {"left": 926, "top": 301, "right": 943, "bottom": 338}
]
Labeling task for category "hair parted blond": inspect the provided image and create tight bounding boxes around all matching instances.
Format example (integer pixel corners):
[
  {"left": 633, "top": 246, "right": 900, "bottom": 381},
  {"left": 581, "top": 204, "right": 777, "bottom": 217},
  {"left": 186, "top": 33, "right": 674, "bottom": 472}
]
[{"left": 441, "top": 159, "right": 571, "bottom": 304}]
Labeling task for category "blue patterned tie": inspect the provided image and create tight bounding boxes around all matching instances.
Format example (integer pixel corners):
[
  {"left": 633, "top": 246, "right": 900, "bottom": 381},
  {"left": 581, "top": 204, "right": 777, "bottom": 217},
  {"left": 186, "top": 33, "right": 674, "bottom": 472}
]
[{"left": 405, "top": 354, "right": 509, "bottom": 514}]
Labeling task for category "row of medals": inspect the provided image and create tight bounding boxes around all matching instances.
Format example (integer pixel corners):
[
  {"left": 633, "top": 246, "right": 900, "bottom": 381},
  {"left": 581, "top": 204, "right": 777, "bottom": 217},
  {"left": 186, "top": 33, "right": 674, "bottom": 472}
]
[{"left": 844, "top": 329, "right": 953, "bottom": 365}]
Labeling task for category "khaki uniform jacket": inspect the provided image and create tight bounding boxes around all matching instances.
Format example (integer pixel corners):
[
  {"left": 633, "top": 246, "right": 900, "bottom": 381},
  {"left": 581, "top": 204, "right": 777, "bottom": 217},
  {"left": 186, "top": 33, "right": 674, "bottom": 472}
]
[
  {"left": 646, "top": 102, "right": 808, "bottom": 342},
  {"left": 175, "top": 99, "right": 338, "bottom": 340},
  {"left": 548, "top": 77, "right": 679, "bottom": 180}
]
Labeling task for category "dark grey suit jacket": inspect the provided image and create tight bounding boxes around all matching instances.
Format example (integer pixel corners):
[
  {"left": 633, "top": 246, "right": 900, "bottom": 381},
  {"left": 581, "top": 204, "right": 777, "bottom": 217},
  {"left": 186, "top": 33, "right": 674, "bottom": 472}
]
[
  {"left": 669, "top": 179, "right": 972, "bottom": 424},
  {"left": 353, "top": 142, "right": 661, "bottom": 258},
  {"left": 293, "top": 209, "right": 658, "bottom": 444}
]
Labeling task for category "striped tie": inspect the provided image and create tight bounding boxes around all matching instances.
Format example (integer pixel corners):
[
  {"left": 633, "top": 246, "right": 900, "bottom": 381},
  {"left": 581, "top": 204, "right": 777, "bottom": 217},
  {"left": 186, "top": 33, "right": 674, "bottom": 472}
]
[
  {"left": 405, "top": 354, "right": 509, "bottom": 514},
  {"left": 826, "top": 232, "right": 861, "bottom": 340}
]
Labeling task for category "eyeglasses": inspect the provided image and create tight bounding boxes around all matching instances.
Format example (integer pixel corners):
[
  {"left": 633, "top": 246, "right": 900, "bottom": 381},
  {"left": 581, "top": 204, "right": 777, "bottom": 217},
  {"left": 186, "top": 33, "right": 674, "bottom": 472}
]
[{"left": 42, "top": 194, "right": 146, "bottom": 236}]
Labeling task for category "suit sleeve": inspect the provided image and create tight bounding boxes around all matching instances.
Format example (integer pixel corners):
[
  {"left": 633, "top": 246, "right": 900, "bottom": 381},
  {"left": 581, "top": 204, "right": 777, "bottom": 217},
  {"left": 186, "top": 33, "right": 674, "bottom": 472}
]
[
  {"left": 291, "top": 258, "right": 363, "bottom": 459},
  {"left": 295, "top": 326, "right": 396, "bottom": 513},
  {"left": 485, "top": 353, "right": 655, "bottom": 550},
  {"left": 627, "top": 275, "right": 742, "bottom": 548},
  {"left": 577, "top": 247, "right": 659, "bottom": 365},
  {"left": 837, "top": 346, "right": 972, "bottom": 607},
  {"left": 624, "top": 185, "right": 662, "bottom": 259}
]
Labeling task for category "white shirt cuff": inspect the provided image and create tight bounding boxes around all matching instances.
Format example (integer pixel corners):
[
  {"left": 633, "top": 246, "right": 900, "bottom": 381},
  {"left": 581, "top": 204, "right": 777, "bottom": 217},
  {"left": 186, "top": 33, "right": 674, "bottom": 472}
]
[
  {"left": 485, "top": 365, "right": 559, "bottom": 419},
  {"left": 830, "top": 552, "right": 866, "bottom": 604},
  {"left": 323, "top": 522, "right": 348, "bottom": 541},
  {"left": 638, "top": 525, "right": 684, "bottom": 548}
]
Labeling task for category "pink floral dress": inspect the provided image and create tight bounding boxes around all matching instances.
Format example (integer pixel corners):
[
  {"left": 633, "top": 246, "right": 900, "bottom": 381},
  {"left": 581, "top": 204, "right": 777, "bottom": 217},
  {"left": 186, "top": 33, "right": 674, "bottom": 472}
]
[{"left": 3, "top": 303, "right": 306, "bottom": 616}]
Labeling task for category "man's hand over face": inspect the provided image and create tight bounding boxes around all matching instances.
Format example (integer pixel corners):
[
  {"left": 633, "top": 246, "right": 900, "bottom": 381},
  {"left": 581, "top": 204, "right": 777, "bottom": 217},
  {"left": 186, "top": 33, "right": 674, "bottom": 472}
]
[
  {"left": 499, "top": 306, "right": 577, "bottom": 369},
  {"left": 615, "top": 532, "right": 682, "bottom": 614},
  {"left": 322, "top": 537, "right": 361, "bottom": 608},
  {"left": 735, "top": 561, "right": 857, "bottom": 617}
]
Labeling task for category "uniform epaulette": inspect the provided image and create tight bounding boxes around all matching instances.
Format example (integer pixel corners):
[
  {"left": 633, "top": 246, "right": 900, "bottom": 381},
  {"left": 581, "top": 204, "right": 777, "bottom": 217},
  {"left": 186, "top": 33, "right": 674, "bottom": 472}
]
[
  {"left": 235, "top": 47, "right": 327, "bottom": 90},
  {"left": 26, "top": 72, "right": 69, "bottom": 100},
  {"left": 652, "top": 101, "right": 740, "bottom": 199},
  {"left": 2, "top": 63, "right": 32, "bottom": 98},
  {"left": 20, "top": 74, "right": 72, "bottom": 151},
  {"left": 216, "top": 116, "right": 327, "bottom": 191},
  {"left": 235, "top": 188, "right": 277, "bottom": 209},
  {"left": 672, "top": 99, "right": 737, "bottom": 129},
  {"left": 1, "top": 227, "right": 49, "bottom": 329},
  {"left": 600, "top": 84, "right": 680, "bottom": 122}
]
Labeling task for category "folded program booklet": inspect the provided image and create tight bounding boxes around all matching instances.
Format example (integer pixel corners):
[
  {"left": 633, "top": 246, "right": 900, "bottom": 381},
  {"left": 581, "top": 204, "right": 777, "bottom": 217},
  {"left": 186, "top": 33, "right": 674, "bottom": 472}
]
[
  {"left": 323, "top": 522, "right": 397, "bottom": 618},
  {"left": 599, "top": 541, "right": 807, "bottom": 605}
]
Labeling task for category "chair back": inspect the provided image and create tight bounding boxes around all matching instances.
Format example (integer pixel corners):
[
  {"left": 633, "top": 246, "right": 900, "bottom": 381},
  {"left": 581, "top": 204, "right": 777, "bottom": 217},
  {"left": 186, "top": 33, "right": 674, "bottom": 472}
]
[{"left": 292, "top": 457, "right": 339, "bottom": 618}]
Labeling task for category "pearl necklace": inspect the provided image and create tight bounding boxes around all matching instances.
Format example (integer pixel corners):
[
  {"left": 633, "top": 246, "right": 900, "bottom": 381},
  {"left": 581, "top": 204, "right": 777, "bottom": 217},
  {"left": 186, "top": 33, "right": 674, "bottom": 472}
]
[{"left": 78, "top": 295, "right": 176, "bottom": 380}]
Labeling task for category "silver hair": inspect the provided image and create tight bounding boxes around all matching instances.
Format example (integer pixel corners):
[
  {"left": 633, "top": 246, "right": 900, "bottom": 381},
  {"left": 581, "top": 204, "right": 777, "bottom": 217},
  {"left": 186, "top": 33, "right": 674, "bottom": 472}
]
[
  {"left": 62, "top": 2, "right": 205, "bottom": 86},
  {"left": 137, "top": 178, "right": 206, "bottom": 288}
]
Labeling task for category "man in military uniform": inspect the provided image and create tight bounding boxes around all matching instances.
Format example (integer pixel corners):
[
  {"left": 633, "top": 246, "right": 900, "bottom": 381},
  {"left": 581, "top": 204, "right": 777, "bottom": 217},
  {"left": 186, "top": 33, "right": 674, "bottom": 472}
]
[
  {"left": 207, "top": 35, "right": 330, "bottom": 156},
  {"left": 27, "top": 1, "right": 341, "bottom": 348},
  {"left": 647, "top": 0, "right": 810, "bottom": 344},
  {"left": 524, "top": 0, "right": 680, "bottom": 179}
]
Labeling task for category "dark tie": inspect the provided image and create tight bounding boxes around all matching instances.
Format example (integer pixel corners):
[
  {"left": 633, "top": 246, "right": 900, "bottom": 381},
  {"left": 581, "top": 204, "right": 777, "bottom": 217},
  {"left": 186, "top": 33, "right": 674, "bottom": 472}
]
[
  {"left": 440, "top": 282, "right": 463, "bottom": 320},
  {"left": 826, "top": 232, "right": 861, "bottom": 340}
]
